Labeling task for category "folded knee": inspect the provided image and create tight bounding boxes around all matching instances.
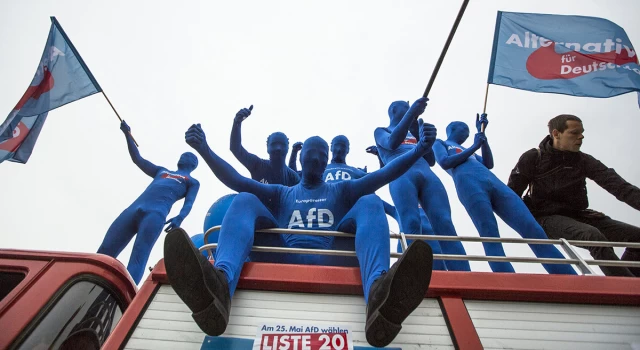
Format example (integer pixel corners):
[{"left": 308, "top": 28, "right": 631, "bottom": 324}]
[
  {"left": 356, "top": 194, "right": 384, "bottom": 211},
  {"left": 232, "top": 192, "right": 262, "bottom": 206}
]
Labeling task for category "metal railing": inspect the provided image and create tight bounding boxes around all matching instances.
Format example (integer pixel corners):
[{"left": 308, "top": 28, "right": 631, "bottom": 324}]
[{"left": 202, "top": 225, "right": 640, "bottom": 275}]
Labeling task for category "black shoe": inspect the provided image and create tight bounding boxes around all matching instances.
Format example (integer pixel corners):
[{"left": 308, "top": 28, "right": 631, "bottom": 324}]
[
  {"left": 365, "top": 240, "right": 433, "bottom": 348},
  {"left": 164, "top": 228, "right": 231, "bottom": 336}
]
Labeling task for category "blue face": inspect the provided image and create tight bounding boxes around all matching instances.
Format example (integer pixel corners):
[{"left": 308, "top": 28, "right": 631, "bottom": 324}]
[
  {"left": 331, "top": 136, "right": 349, "bottom": 162},
  {"left": 301, "top": 137, "right": 329, "bottom": 180},
  {"left": 267, "top": 133, "right": 289, "bottom": 160},
  {"left": 447, "top": 122, "right": 470, "bottom": 144},
  {"left": 388, "top": 101, "right": 410, "bottom": 124},
  {"left": 177, "top": 152, "right": 198, "bottom": 170}
]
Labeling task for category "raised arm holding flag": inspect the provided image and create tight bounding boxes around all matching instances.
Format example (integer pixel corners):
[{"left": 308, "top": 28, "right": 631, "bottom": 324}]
[{"left": 0, "top": 17, "right": 136, "bottom": 164}]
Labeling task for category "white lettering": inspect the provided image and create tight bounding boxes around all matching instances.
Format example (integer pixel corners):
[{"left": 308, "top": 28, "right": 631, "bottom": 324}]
[
  {"left": 288, "top": 210, "right": 304, "bottom": 229},
  {"left": 279, "top": 335, "right": 291, "bottom": 350},
  {"left": 565, "top": 42, "right": 581, "bottom": 51},
  {"left": 539, "top": 37, "right": 552, "bottom": 47},
  {"left": 624, "top": 45, "right": 636, "bottom": 58},
  {"left": 306, "top": 208, "right": 317, "bottom": 228},
  {"left": 289, "top": 335, "right": 300, "bottom": 349},
  {"left": 582, "top": 42, "right": 602, "bottom": 52},
  {"left": 560, "top": 65, "right": 572, "bottom": 74},
  {"left": 506, "top": 33, "right": 523, "bottom": 47},
  {"left": 603, "top": 38, "right": 615, "bottom": 52},
  {"left": 325, "top": 173, "right": 335, "bottom": 181},
  {"left": 317, "top": 209, "right": 334, "bottom": 228},
  {"left": 530, "top": 33, "right": 538, "bottom": 48}
]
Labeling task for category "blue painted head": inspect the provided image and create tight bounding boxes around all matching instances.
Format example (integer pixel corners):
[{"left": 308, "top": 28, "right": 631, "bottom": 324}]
[
  {"left": 388, "top": 100, "right": 410, "bottom": 124},
  {"left": 177, "top": 152, "right": 198, "bottom": 171},
  {"left": 330, "top": 135, "right": 350, "bottom": 163},
  {"left": 266, "top": 132, "right": 289, "bottom": 163},
  {"left": 446, "top": 121, "right": 470, "bottom": 144},
  {"left": 300, "top": 136, "right": 329, "bottom": 183}
]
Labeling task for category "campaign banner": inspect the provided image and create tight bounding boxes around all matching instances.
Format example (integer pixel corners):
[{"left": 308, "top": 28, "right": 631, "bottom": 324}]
[
  {"left": 253, "top": 323, "right": 354, "bottom": 350},
  {"left": 487, "top": 11, "right": 640, "bottom": 101}
]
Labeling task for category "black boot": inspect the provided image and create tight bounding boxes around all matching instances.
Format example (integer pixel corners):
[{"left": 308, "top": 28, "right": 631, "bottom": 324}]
[
  {"left": 365, "top": 240, "right": 433, "bottom": 348},
  {"left": 164, "top": 228, "right": 231, "bottom": 336}
]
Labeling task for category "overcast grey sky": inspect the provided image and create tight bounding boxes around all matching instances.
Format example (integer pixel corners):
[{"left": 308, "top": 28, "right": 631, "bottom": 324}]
[{"left": 1, "top": 0, "right": 639, "bottom": 283}]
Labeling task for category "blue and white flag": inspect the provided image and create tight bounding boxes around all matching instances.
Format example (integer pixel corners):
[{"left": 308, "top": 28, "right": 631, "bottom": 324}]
[
  {"left": 488, "top": 11, "right": 640, "bottom": 102},
  {"left": 0, "top": 17, "right": 101, "bottom": 164}
]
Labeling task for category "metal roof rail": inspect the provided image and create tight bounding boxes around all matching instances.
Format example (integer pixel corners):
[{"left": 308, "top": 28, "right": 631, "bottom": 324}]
[{"left": 202, "top": 225, "right": 640, "bottom": 275}]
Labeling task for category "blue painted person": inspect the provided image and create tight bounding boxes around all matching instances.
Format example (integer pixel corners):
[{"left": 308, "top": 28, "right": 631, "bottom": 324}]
[
  {"left": 98, "top": 121, "right": 200, "bottom": 283},
  {"left": 366, "top": 144, "right": 453, "bottom": 271},
  {"left": 432, "top": 114, "right": 575, "bottom": 274},
  {"left": 164, "top": 119, "right": 438, "bottom": 347},
  {"left": 374, "top": 97, "right": 470, "bottom": 271},
  {"left": 230, "top": 105, "right": 300, "bottom": 186}
]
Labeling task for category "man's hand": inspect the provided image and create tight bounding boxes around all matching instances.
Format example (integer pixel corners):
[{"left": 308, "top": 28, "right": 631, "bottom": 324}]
[
  {"left": 292, "top": 142, "right": 303, "bottom": 152},
  {"left": 120, "top": 120, "right": 131, "bottom": 133},
  {"left": 476, "top": 113, "right": 488, "bottom": 133},
  {"left": 365, "top": 145, "right": 379, "bottom": 156},
  {"left": 164, "top": 215, "right": 184, "bottom": 232},
  {"left": 417, "top": 118, "right": 437, "bottom": 152},
  {"left": 407, "top": 97, "right": 429, "bottom": 119},
  {"left": 186, "top": 124, "right": 209, "bottom": 153},
  {"left": 234, "top": 105, "right": 254, "bottom": 123},
  {"left": 473, "top": 132, "right": 487, "bottom": 146}
]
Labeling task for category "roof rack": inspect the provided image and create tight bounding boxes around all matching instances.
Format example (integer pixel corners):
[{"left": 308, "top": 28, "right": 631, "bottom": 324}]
[{"left": 203, "top": 225, "right": 640, "bottom": 275}]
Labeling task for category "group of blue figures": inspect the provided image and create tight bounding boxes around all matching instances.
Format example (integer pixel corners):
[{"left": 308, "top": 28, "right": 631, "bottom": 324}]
[{"left": 98, "top": 97, "right": 576, "bottom": 284}]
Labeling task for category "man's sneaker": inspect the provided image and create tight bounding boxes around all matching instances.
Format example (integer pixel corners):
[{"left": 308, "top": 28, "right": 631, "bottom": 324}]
[
  {"left": 164, "top": 228, "right": 231, "bottom": 336},
  {"left": 365, "top": 240, "right": 433, "bottom": 347}
]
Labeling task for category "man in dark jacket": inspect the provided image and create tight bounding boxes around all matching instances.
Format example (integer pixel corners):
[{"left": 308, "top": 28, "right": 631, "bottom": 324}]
[{"left": 508, "top": 114, "right": 640, "bottom": 277}]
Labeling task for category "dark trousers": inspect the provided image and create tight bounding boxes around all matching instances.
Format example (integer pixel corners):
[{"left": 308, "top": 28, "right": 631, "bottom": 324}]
[{"left": 536, "top": 213, "right": 640, "bottom": 277}]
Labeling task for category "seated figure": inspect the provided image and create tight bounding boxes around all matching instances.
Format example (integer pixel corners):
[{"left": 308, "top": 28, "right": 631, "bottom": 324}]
[{"left": 164, "top": 116, "right": 437, "bottom": 347}]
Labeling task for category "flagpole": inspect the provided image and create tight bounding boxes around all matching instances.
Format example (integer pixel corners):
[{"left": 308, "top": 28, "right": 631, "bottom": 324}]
[
  {"left": 481, "top": 83, "right": 489, "bottom": 132},
  {"left": 422, "top": 0, "right": 470, "bottom": 97},
  {"left": 102, "top": 92, "right": 139, "bottom": 147},
  {"left": 51, "top": 17, "right": 139, "bottom": 147}
]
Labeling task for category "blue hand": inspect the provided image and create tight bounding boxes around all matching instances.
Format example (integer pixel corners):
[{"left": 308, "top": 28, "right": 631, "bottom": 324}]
[
  {"left": 417, "top": 118, "right": 437, "bottom": 152},
  {"left": 186, "top": 124, "right": 209, "bottom": 154},
  {"left": 234, "top": 105, "right": 254, "bottom": 123},
  {"left": 476, "top": 113, "right": 488, "bottom": 133},
  {"left": 164, "top": 215, "right": 184, "bottom": 232}
]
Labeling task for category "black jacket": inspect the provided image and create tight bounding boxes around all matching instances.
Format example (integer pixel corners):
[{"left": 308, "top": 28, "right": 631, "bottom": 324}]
[{"left": 507, "top": 135, "right": 640, "bottom": 217}]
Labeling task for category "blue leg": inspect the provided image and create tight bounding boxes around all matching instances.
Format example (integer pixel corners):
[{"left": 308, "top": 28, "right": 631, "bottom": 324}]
[
  {"left": 420, "top": 174, "right": 471, "bottom": 271},
  {"left": 337, "top": 195, "right": 390, "bottom": 302},
  {"left": 459, "top": 191, "right": 515, "bottom": 273},
  {"left": 389, "top": 178, "right": 421, "bottom": 237},
  {"left": 128, "top": 211, "right": 165, "bottom": 283},
  {"left": 492, "top": 186, "right": 576, "bottom": 275},
  {"left": 399, "top": 214, "right": 447, "bottom": 270},
  {"left": 98, "top": 206, "right": 138, "bottom": 259},
  {"left": 214, "top": 193, "right": 278, "bottom": 297}
]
